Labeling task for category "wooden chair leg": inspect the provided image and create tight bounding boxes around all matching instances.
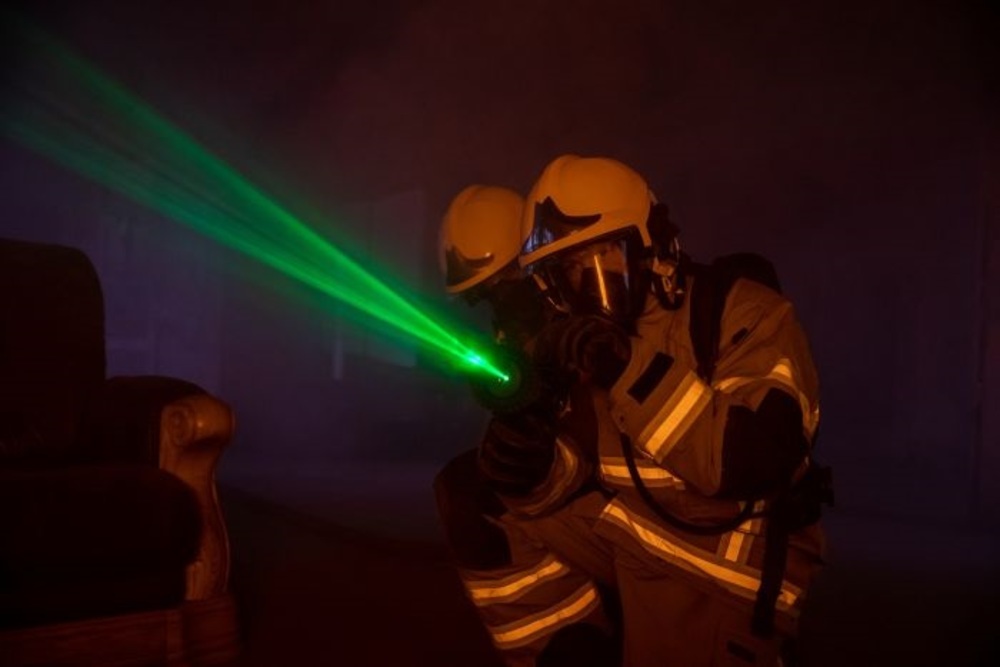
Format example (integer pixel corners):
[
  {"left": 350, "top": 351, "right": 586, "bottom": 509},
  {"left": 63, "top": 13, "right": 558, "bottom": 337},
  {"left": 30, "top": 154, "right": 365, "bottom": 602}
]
[
  {"left": 182, "top": 594, "right": 241, "bottom": 667},
  {"left": 0, "top": 608, "right": 189, "bottom": 667}
]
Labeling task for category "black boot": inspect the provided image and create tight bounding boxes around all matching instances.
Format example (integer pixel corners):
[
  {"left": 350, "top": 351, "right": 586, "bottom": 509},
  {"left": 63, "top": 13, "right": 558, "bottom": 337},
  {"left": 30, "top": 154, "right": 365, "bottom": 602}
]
[{"left": 538, "top": 623, "right": 621, "bottom": 667}]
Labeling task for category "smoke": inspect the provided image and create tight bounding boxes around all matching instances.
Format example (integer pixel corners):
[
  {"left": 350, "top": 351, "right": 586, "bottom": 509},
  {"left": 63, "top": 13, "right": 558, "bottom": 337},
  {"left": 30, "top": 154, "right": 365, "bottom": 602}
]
[{"left": 3, "top": 0, "right": 996, "bottom": 522}]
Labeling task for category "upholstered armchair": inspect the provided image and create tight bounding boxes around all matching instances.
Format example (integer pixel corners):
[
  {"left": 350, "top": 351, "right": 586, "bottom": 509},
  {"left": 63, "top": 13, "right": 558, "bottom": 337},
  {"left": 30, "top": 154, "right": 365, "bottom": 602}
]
[{"left": 0, "top": 237, "right": 239, "bottom": 666}]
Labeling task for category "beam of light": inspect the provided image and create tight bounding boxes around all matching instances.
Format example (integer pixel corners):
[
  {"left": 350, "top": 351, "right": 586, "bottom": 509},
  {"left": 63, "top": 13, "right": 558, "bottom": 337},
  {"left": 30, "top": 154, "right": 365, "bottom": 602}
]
[{"left": 0, "top": 14, "right": 508, "bottom": 383}]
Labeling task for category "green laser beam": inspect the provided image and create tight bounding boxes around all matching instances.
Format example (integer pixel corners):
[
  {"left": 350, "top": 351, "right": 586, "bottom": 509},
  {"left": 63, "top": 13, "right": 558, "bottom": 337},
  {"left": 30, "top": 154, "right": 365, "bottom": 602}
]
[
  {"left": 7, "top": 17, "right": 471, "bottom": 359},
  {"left": 1, "top": 14, "right": 508, "bottom": 383}
]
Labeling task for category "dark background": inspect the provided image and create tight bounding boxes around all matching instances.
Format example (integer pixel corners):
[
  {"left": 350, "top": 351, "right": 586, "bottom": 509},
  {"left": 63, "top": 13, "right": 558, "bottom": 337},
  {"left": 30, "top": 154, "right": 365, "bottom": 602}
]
[{"left": 2, "top": 0, "right": 999, "bottom": 663}]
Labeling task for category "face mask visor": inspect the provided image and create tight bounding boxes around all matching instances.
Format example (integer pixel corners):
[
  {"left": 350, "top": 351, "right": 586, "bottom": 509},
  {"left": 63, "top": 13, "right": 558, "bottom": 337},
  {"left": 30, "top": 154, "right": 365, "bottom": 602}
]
[
  {"left": 535, "top": 237, "right": 636, "bottom": 329},
  {"left": 482, "top": 276, "right": 558, "bottom": 346}
]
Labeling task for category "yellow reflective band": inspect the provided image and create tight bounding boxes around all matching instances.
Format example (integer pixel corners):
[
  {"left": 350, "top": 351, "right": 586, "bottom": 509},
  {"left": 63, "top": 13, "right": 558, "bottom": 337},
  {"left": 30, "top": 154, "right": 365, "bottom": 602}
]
[
  {"left": 599, "top": 457, "right": 686, "bottom": 488},
  {"left": 489, "top": 583, "right": 600, "bottom": 649},
  {"left": 600, "top": 500, "right": 801, "bottom": 608},
  {"left": 464, "top": 555, "right": 569, "bottom": 604},
  {"left": 721, "top": 509, "right": 762, "bottom": 563},
  {"left": 713, "top": 358, "right": 818, "bottom": 437},
  {"left": 714, "top": 357, "right": 798, "bottom": 394},
  {"left": 713, "top": 376, "right": 742, "bottom": 392},
  {"left": 638, "top": 371, "right": 712, "bottom": 460},
  {"left": 769, "top": 358, "right": 795, "bottom": 385},
  {"left": 723, "top": 531, "right": 745, "bottom": 562}
]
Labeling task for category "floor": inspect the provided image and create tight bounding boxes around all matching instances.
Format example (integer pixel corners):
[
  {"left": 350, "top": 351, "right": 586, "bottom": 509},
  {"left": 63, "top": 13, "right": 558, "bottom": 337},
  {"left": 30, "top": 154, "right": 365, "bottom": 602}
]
[
  {"left": 223, "top": 488, "right": 503, "bottom": 667},
  {"left": 219, "top": 460, "right": 1000, "bottom": 667}
]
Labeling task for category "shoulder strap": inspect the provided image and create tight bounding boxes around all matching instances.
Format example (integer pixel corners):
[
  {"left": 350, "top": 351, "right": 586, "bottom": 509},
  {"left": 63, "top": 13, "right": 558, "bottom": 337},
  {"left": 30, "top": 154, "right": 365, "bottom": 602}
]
[{"left": 688, "top": 253, "right": 781, "bottom": 382}]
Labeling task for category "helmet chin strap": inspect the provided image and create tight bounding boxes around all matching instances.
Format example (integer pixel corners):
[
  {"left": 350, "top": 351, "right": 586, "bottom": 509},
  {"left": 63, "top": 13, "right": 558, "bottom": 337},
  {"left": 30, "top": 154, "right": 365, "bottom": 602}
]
[
  {"left": 652, "top": 257, "right": 686, "bottom": 309},
  {"left": 531, "top": 271, "right": 572, "bottom": 317}
]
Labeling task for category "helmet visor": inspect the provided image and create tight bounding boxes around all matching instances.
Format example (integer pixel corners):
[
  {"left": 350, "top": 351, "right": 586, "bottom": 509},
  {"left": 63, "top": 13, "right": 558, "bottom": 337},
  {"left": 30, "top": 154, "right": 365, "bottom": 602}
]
[
  {"left": 537, "top": 238, "right": 634, "bottom": 328},
  {"left": 484, "top": 276, "right": 559, "bottom": 346}
]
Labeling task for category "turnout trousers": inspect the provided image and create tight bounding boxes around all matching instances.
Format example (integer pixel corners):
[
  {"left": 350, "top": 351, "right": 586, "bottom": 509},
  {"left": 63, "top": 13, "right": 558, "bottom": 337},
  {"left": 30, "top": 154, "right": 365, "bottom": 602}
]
[{"left": 435, "top": 452, "right": 792, "bottom": 667}]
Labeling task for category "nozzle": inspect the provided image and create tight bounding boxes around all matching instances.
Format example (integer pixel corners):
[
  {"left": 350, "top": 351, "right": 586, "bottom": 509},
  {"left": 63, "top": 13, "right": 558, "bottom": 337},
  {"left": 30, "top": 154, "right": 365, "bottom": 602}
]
[{"left": 467, "top": 344, "right": 540, "bottom": 414}]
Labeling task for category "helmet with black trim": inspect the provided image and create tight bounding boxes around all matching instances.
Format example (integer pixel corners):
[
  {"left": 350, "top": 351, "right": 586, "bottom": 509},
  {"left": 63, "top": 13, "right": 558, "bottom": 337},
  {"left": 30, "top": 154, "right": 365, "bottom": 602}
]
[
  {"left": 519, "top": 155, "right": 682, "bottom": 328},
  {"left": 439, "top": 184, "right": 556, "bottom": 345},
  {"left": 439, "top": 185, "right": 526, "bottom": 296}
]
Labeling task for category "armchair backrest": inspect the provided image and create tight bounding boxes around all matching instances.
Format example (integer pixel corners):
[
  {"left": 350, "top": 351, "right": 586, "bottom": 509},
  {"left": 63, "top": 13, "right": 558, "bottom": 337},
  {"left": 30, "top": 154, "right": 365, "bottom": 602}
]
[{"left": 0, "top": 238, "right": 105, "bottom": 462}]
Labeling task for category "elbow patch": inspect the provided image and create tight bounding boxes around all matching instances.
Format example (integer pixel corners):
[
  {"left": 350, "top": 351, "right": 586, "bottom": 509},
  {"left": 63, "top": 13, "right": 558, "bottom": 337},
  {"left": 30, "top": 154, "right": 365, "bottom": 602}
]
[{"left": 718, "top": 389, "right": 809, "bottom": 499}]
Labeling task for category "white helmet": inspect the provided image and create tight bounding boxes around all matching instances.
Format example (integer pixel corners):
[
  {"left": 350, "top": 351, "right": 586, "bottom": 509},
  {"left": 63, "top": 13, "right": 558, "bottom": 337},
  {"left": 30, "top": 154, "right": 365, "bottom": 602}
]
[{"left": 439, "top": 185, "right": 527, "bottom": 295}]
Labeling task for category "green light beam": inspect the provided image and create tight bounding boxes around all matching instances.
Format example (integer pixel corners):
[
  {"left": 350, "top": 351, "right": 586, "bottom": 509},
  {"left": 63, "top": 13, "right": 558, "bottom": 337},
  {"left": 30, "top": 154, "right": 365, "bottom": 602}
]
[
  {"left": 10, "top": 20, "right": 464, "bottom": 357},
  {"left": 0, "top": 15, "right": 507, "bottom": 382}
]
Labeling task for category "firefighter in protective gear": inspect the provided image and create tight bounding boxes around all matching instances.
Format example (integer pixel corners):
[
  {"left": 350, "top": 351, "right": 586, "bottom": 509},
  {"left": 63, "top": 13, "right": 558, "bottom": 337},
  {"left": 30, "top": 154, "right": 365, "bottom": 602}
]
[
  {"left": 433, "top": 184, "right": 622, "bottom": 667},
  {"left": 440, "top": 184, "right": 553, "bottom": 348},
  {"left": 511, "top": 154, "right": 829, "bottom": 666}
]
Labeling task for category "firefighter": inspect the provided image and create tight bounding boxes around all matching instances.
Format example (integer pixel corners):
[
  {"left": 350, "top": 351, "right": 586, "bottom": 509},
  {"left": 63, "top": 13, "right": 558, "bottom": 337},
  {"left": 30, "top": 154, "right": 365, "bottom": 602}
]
[
  {"left": 511, "top": 154, "right": 831, "bottom": 666},
  {"left": 433, "top": 184, "right": 622, "bottom": 667}
]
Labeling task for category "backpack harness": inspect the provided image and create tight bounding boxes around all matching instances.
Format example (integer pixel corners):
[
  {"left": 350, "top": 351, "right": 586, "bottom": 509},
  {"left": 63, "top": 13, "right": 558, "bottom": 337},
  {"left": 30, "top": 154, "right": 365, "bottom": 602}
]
[{"left": 621, "top": 253, "right": 834, "bottom": 637}]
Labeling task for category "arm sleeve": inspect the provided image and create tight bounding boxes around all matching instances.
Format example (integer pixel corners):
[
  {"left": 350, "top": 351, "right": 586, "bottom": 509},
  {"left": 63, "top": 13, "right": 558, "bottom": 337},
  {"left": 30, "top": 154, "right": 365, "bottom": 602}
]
[
  {"left": 499, "top": 384, "right": 599, "bottom": 517},
  {"left": 498, "top": 436, "right": 593, "bottom": 517},
  {"left": 607, "top": 279, "right": 820, "bottom": 498}
]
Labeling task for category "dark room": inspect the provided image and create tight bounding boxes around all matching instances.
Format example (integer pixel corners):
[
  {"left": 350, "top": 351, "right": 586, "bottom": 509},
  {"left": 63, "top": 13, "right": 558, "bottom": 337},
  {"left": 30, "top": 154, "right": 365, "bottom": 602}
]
[{"left": 1, "top": 1, "right": 998, "bottom": 666}]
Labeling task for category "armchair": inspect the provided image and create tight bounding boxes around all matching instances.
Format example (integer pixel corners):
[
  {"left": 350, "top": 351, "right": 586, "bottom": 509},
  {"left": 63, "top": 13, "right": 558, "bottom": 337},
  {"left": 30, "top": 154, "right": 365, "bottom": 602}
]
[{"left": 0, "top": 237, "right": 239, "bottom": 666}]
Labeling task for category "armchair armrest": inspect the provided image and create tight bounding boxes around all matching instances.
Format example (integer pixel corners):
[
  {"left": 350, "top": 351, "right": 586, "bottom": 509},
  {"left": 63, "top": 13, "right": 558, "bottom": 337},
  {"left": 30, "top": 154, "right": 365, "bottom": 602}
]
[
  {"left": 78, "top": 376, "right": 207, "bottom": 465},
  {"left": 159, "top": 393, "right": 235, "bottom": 601},
  {"left": 80, "top": 376, "right": 236, "bottom": 601}
]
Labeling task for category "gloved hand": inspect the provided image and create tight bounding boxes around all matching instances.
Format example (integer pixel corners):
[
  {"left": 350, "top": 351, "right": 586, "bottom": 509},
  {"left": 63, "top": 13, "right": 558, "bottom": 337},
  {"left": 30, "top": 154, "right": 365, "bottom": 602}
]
[
  {"left": 532, "top": 315, "right": 632, "bottom": 389},
  {"left": 478, "top": 411, "right": 556, "bottom": 497}
]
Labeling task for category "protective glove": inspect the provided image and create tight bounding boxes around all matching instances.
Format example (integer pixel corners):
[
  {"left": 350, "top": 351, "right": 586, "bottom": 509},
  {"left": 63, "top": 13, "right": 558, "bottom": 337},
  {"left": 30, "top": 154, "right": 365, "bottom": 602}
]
[
  {"left": 532, "top": 315, "right": 632, "bottom": 389},
  {"left": 478, "top": 411, "right": 557, "bottom": 498}
]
